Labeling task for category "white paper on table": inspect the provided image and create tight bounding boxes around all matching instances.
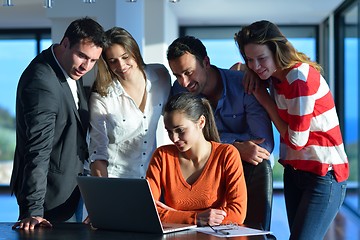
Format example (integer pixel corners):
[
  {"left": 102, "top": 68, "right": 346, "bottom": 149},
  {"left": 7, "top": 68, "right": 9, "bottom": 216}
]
[{"left": 196, "top": 225, "right": 272, "bottom": 238}]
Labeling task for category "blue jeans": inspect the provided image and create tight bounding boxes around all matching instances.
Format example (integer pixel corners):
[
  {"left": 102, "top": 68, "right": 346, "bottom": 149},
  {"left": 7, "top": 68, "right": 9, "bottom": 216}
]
[
  {"left": 283, "top": 165, "right": 347, "bottom": 240},
  {"left": 65, "top": 196, "right": 84, "bottom": 223}
]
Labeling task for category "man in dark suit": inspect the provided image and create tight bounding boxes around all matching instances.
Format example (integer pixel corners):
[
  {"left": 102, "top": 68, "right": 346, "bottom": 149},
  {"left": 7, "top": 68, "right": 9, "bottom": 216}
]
[{"left": 10, "top": 17, "right": 105, "bottom": 230}]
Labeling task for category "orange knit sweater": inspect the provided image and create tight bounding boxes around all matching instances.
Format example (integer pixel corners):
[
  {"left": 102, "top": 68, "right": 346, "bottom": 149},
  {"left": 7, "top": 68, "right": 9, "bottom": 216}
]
[{"left": 146, "top": 141, "right": 247, "bottom": 225}]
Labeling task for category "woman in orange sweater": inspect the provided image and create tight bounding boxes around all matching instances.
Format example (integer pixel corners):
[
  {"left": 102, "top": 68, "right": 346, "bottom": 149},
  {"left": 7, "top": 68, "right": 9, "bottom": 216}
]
[{"left": 146, "top": 92, "right": 247, "bottom": 226}]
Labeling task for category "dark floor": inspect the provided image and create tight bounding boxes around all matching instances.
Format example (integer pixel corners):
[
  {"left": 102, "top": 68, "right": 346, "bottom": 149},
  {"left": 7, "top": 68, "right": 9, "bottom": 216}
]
[{"left": 1, "top": 189, "right": 359, "bottom": 240}]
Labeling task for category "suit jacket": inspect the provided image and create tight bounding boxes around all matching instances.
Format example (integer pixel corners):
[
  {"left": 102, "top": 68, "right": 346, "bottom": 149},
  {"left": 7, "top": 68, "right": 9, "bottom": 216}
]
[{"left": 10, "top": 46, "right": 89, "bottom": 222}]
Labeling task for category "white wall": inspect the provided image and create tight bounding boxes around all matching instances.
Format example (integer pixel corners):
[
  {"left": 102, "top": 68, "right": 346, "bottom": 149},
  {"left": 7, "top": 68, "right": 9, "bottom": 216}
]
[{"left": 45, "top": 0, "right": 178, "bottom": 87}]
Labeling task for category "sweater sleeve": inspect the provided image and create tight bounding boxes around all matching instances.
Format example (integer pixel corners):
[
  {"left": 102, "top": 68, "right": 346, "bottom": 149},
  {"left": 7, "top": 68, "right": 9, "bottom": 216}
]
[
  {"left": 146, "top": 147, "right": 198, "bottom": 225},
  {"left": 278, "top": 64, "right": 322, "bottom": 150},
  {"left": 146, "top": 144, "right": 247, "bottom": 225},
  {"left": 219, "top": 145, "right": 247, "bottom": 224}
]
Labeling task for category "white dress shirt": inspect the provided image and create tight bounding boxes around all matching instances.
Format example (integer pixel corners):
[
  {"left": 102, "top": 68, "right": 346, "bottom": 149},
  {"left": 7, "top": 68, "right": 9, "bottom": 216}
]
[
  {"left": 51, "top": 44, "right": 79, "bottom": 109},
  {"left": 88, "top": 64, "right": 171, "bottom": 178}
]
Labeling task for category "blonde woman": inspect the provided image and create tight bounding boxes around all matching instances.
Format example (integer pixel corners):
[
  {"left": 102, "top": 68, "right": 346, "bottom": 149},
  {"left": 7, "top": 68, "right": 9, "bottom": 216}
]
[
  {"left": 88, "top": 27, "right": 171, "bottom": 179},
  {"left": 235, "top": 20, "right": 348, "bottom": 239}
]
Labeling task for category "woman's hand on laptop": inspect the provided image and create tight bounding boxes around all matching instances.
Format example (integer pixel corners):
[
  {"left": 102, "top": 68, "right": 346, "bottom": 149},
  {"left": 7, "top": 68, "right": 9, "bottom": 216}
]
[
  {"left": 83, "top": 215, "right": 98, "bottom": 230},
  {"left": 83, "top": 215, "right": 91, "bottom": 224},
  {"left": 196, "top": 209, "right": 226, "bottom": 226}
]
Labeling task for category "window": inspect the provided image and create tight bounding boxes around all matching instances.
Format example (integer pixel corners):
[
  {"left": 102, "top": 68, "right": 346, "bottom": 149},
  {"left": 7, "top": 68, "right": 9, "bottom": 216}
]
[
  {"left": 335, "top": 0, "right": 359, "bottom": 215},
  {"left": 0, "top": 29, "right": 51, "bottom": 186}
]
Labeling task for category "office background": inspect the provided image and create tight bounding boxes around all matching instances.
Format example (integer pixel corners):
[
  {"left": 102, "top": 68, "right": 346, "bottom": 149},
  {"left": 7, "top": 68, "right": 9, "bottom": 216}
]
[{"left": 0, "top": 0, "right": 359, "bottom": 237}]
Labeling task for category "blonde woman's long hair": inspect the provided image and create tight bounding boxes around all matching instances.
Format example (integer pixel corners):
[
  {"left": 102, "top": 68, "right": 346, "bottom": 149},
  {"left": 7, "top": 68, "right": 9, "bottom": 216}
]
[{"left": 234, "top": 20, "right": 322, "bottom": 73}]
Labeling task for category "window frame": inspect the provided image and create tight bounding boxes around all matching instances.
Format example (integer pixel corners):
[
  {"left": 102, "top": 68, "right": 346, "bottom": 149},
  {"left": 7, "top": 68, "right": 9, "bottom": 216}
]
[{"left": 0, "top": 28, "right": 51, "bottom": 189}]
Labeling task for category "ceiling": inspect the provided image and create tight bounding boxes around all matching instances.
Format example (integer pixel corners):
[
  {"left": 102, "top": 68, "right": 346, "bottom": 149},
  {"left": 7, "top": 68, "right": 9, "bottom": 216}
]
[
  {"left": 169, "top": 0, "right": 345, "bottom": 26},
  {"left": 0, "top": 0, "right": 345, "bottom": 29}
]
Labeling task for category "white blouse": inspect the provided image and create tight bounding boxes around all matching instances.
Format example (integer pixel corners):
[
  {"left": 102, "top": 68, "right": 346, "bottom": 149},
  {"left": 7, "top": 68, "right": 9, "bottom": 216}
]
[{"left": 88, "top": 64, "right": 171, "bottom": 178}]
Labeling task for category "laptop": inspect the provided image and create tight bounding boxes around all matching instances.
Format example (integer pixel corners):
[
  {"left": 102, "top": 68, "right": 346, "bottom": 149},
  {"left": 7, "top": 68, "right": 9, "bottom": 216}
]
[{"left": 77, "top": 176, "right": 197, "bottom": 234}]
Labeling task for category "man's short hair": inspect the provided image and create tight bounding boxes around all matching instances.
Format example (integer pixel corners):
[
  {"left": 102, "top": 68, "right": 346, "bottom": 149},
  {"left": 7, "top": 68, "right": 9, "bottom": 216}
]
[
  {"left": 62, "top": 17, "right": 106, "bottom": 49},
  {"left": 167, "top": 35, "right": 207, "bottom": 63}
]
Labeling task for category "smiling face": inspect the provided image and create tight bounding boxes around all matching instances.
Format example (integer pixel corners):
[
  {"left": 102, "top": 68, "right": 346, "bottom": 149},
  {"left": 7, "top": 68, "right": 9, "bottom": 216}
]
[
  {"left": 164, "top": 110, "right": 205, "bottom": 153},
  {"left": 244, "top": 43, "right": 278, "bottom": 80},
  {"left": 60, "top": 38, "right": 103, "bottom": 80},
  {"left": 168, "top": 52, "right": 209, "bottom": 95},
  {"left": 104, "top": 43, "right": 138, "bottom": 79}
]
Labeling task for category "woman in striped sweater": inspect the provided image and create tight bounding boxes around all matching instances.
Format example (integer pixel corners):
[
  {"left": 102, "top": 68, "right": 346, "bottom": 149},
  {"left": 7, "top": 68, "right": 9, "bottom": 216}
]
[{"left": 234, "top": 20, "right": 349, "bottom": 240}]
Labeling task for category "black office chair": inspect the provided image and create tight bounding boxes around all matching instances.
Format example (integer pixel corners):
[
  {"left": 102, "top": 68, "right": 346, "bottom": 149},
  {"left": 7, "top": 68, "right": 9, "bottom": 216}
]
[{"left": 242, "top": 159, "right": 273, "bottom": 232}]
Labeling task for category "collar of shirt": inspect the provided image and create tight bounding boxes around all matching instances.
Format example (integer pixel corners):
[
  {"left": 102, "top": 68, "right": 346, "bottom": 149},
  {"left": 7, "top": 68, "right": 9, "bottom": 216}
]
[
  {"left": 109, "top": 78, "right": 152, "bottom": 97},
  {"left": 51, "top": 44, "right": 79, "bottom": 109}
]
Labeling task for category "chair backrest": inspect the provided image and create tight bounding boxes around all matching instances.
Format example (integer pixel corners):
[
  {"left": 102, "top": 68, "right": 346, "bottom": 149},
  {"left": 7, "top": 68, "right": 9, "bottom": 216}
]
[{"left": 242, "top": 160, "right": 273, "bottom": 231}]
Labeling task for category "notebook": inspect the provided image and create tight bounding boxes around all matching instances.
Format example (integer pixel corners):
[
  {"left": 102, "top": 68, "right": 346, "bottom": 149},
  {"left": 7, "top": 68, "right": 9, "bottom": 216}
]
[{"left": 77, "top": 176, "right": 197, "bottom": 234}]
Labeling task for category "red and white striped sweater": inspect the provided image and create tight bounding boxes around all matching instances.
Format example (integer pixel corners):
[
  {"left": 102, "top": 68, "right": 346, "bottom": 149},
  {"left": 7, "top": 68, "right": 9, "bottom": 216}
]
[{"left": 273, "top": 63, "right": 349, "bottom": 182}]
